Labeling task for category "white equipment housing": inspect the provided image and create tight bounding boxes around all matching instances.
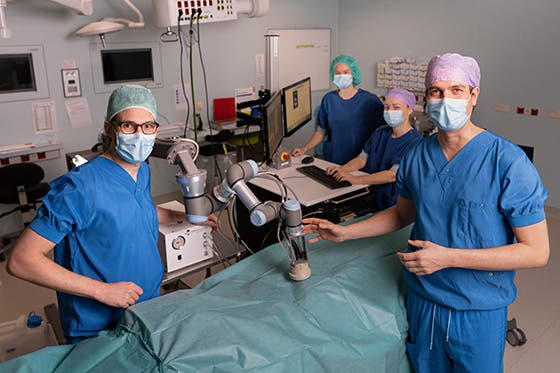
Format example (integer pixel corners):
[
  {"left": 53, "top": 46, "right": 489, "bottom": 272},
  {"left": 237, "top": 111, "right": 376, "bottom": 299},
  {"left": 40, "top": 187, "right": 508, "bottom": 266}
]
[
  {"left": 158, "top": 220, "right": 213, "bottom": 273},
  {"left": 153, "top": 0, "right": 238, "bottom": 27}
]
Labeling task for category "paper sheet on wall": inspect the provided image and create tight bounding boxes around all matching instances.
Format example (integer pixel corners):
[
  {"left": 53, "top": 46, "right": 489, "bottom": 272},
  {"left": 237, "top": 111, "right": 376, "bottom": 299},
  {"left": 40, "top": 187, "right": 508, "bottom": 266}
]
[
  {"left": 174, "top": 83, "right": 189, "bottom": 111},
  {"left": 65, "top": 97, "right": 92, "bottom": 128},
  {"left": 32, "top": 101, "right": 58, "bottom": 134}
]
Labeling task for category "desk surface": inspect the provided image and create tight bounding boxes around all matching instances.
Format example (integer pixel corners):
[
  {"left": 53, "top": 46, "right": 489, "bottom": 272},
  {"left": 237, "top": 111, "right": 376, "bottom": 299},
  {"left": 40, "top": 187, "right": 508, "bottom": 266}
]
[{"left": 249, "top": 155, "right": 369, "bottom": 207}]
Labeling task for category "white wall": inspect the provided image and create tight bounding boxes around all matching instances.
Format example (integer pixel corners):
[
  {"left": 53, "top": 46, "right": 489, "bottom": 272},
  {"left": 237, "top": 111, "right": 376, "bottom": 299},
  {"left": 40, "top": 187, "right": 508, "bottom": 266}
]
[
  {"left": 0, "top": 0, "right": 338, "bottom": 234},
  {"left": 337, "top": 0, "right": 560, "bottom": 208}
]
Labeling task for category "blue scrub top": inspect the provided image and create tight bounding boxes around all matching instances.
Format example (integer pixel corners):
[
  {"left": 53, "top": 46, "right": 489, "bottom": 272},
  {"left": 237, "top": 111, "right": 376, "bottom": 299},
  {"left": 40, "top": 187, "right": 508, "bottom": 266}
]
[
  {"left": 317, "top": 89, "right": 385, "bottom": 165},
  {"left": 362, "top": 126, "right": 422, "bottom": 210},
  {"left": 30, "top": 156, "right": 164, "bottom": 340},
  {"left": 397, "top": 130, "right": 547, "bottom": 310}
]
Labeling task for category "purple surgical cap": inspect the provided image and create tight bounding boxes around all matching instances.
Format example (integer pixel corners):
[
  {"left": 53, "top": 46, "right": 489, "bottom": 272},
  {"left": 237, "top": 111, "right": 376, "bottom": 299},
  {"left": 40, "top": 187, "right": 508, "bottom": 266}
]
[
  {"left": 386, "top": 88, "right": 416, "bottom": 110},
  {"left": 425, "top": 53, "right": 481, "bottom": 88}
]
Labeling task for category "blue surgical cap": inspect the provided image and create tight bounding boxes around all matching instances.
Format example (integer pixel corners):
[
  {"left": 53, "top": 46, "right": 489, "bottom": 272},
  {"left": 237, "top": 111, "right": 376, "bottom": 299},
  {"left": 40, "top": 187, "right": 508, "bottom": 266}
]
[
  {"left": 106, "top": 85, "right": 157, "bottom": 121},
  {"left": 330, "top": 55, "right": 361, "bottom": 86}
]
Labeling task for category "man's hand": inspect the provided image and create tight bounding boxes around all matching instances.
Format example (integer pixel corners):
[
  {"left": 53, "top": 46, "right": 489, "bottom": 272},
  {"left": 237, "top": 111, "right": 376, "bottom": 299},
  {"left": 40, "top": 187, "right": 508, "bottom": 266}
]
[
  {"left": 303, "top": 217, "right": 346, "bottom": 243},
  {"left": 397, "top": 239, "right": 451, "bottom": 275},
  {"left": 195, "top": 213, "right": 219, "bottom": 233},
  {"left": 95, "top": 282, "right": 143, "bottom": 308}
]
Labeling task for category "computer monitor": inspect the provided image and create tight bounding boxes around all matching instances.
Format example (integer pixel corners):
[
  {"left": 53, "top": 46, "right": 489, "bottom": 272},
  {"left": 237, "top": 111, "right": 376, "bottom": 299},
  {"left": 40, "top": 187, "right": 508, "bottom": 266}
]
[
  {"left": 0, "top": 45, "right": 49, "bottom": 103},
  {"left": 282, "top": 77, "right": 312, "bottom": 137},
  {"left": 101, "top": 48, "right": 154, "bottom": 84},
  {"left": 263, "top": 91, "right": 284, "bottom": 162}
]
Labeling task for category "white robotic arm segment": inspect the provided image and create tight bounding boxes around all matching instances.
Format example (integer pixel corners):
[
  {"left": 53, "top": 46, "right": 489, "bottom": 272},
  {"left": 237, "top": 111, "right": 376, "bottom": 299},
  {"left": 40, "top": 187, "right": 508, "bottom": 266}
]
[{"left": 167, "top": 141, "right": 310, "bottom": 280}]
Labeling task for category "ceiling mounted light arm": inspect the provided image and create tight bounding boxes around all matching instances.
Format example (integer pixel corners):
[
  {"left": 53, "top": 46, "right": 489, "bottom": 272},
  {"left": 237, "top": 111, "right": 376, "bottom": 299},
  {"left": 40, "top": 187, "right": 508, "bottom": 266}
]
[
  {"left": 103, "top": 0, "right": 144, "bottom": 28},
  {"left": 0, "top": 0, "right": 10, "bottom": 39},
  {"left": 75, "top": 0, "right": 145, "bottom": 48}
]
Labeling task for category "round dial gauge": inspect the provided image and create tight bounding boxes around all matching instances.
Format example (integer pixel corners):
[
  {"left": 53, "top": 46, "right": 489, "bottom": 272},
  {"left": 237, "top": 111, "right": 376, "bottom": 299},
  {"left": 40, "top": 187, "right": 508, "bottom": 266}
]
[{"left": 172, "top": 235, "right": 186, "bottom": 250}]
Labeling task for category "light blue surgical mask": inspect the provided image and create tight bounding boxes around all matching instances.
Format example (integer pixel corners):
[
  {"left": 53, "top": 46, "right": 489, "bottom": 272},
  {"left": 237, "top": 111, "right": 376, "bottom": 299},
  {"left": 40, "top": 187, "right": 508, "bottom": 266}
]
[
  {"left": 333, "top": 74, "right": 353, "bottom": 89},
  {"left": 383, "top": 110, "right": 404, "bottom": 128},
  {"left": 427, "top": 98, "right": 469, "bottom": 131},
  {"left": 115, "top": 132, "right": 156, "bottom": 163}
]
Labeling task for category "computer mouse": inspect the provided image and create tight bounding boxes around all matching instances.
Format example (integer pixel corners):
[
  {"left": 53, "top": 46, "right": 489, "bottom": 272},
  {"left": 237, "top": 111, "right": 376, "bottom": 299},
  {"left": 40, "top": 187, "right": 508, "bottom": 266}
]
[{"left": 301, "top": 156, "right": 314, "bottom": 164}]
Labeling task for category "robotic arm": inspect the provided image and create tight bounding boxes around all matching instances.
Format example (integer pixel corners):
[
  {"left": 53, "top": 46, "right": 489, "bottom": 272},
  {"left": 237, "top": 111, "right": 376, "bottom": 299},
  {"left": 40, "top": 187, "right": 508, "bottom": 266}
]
[{"left": 167, "top": 139, "right": 311, "bottom": 280}]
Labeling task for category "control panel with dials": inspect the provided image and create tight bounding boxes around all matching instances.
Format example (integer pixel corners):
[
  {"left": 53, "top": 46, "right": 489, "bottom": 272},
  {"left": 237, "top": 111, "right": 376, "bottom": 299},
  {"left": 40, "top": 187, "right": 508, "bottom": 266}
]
[{"left": 158, "top": 220, "right": 213, "bottom": 273}]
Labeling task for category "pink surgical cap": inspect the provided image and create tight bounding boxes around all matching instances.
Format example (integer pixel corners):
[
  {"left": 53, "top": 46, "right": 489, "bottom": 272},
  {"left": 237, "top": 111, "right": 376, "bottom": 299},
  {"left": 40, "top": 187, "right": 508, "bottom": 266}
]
[
  {"left": 425, "top": 53, "right": 481, "bottom": 88},
  {"left": 386, "top": 88, "right": 417, "bottom": 110}
]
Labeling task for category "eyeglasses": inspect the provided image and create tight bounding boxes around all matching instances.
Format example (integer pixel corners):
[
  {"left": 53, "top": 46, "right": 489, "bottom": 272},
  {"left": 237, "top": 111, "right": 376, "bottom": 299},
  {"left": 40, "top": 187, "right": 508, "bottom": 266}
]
[{"left": 112, "top": 121, "right": 160, "bottom": 135}]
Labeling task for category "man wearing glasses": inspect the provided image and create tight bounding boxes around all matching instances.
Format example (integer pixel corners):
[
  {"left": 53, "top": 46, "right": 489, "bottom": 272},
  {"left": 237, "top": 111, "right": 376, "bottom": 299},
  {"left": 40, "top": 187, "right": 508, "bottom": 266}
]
[{"left": 8, "top": 85, "right": 216, "bottom": 343}]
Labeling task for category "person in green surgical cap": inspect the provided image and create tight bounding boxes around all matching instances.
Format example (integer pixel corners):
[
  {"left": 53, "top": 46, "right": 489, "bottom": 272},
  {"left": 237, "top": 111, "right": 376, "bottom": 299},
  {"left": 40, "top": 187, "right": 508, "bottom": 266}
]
[
  {"left": 7, "top": 85, "right": 218, "bottom": 344},
  {"left": 292, "top": 55, "right": 385, "bottom": 165}
]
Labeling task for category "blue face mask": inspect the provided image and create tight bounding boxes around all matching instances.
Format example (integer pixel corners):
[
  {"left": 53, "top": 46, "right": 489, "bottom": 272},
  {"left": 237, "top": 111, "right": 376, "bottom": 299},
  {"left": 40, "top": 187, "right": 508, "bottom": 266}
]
[
  {"left": 333, "top": 74, "right": 353, "bottom": 89},
  {"left": 427, "top": 98, "right": 469, "bottom": 131},
  {"left": 115, "top": 132, "right": 156, "bottom": 163},
  {"left": 383, "top": 110, "right": 404, "bottom": 127}
]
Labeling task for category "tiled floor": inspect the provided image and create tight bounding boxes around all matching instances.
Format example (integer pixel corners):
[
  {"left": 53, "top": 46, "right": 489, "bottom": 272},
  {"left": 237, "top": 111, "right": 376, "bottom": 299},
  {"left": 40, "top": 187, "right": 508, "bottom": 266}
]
[{"left": 1, "top": 207, "right": 559, "bottom": 371}]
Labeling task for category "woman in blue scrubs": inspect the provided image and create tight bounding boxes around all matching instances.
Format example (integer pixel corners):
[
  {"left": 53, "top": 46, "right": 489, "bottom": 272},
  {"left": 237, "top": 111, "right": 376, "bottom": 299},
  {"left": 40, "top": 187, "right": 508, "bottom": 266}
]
[
  {"left": 7, "top": 86, "right": 216, "bottom": 344},
  {"left": 325, "top": 88, "right": 422, "bottom": 211},
  {"left": 303, "top": 53, "right": 550, "bottom": 373},
  {"left": 291, "top": 55, "right": 385, "bottom": 165}
]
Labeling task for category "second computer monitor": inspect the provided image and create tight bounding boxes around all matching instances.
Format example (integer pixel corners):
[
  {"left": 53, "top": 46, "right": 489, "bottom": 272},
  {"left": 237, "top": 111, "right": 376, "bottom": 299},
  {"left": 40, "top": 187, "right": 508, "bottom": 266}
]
[
  {"left": 264, "top": 91, "right": 284, "bottom": 162},
  {"left": 282, "top": 77, "right": 312, "bottom": 137}
]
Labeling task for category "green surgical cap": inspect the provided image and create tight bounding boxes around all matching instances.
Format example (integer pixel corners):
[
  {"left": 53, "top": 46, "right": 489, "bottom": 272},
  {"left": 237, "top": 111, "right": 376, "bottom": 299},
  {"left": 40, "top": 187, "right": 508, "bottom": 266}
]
[
  {"left": 106, "top": 85, "right": 157, "bottom": 121},
  {"left": 329, "top": 55, "right": 361, "bottom": 86}
]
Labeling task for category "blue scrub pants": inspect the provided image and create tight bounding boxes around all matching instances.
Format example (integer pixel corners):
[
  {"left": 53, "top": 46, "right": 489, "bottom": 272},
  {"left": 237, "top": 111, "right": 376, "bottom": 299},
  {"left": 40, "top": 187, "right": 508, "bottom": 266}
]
[{"left": 405, "top": 291, "right": 507, "bottom": 373}]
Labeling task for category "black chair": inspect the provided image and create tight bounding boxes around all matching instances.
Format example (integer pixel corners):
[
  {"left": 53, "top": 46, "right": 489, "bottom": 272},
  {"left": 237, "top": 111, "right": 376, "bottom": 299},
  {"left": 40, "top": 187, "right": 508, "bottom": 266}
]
[{"left": 0, "top": 163, "right": 50, "bottom": 257}]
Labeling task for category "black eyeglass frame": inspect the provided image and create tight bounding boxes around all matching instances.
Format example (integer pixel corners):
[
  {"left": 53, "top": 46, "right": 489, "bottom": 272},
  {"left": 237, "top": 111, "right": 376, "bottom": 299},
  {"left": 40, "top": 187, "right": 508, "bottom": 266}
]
[{"left": 111, "top": 120, "right": 160, "bottom": 135}]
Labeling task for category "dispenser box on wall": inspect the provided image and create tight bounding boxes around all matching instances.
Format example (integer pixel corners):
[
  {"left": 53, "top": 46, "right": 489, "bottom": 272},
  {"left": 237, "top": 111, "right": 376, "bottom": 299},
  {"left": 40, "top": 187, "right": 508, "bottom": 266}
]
[{"left": 153, "top": 0, "right": 237, "bottom": 27}]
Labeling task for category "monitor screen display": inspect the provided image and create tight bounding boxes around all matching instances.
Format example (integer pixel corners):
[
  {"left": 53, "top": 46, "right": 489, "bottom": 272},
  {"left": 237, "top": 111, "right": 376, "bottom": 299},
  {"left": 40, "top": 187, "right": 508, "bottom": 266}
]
[
  {"left": 264, "top": 91, "right": 284, "bottom": 161},
  {"left": 101, "top": 48, "right": 154, "bottom": 84},
  {"left": 282, "top": 77, "right": 312, "bottom": 137},
  {"left": 0, "top": 54, "right": 36, "bottom": 94}
]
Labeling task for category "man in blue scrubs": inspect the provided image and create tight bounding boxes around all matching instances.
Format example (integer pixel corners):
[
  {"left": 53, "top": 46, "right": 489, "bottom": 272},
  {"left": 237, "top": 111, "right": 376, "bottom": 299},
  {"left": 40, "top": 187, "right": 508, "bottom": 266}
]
[
  {"left": 292, "top": 55, "right": 385, "bottom": 165},
  {"left": 303, "top": 53, "right": 550, "bottom": 372},
  {"left": 7, "top": 86, "right": 215, "bottom": 343}
]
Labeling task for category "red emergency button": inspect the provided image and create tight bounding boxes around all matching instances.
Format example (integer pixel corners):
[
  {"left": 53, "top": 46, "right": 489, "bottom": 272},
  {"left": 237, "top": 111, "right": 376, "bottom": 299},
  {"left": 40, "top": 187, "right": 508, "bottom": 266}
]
[{"left": 280, "top": 152, "right": 290, "bottom": 161}]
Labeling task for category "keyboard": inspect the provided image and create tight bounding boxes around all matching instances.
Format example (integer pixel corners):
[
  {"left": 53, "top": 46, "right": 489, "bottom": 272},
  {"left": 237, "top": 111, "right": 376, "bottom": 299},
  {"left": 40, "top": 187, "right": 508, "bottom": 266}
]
[{"left": 296, "top": 165, "right": 352, "bottom": 189}]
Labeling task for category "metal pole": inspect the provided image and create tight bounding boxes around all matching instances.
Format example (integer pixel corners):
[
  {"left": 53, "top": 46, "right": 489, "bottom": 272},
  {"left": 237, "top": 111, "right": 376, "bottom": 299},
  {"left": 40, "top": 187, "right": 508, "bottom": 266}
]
[{"left": 264, "top": 34, "right": 279, "bottom": 94}]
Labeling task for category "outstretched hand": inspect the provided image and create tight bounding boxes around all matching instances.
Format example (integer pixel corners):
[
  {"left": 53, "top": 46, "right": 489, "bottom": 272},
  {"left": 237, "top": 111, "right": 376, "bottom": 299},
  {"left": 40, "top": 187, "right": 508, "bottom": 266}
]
[
  {"left": 396, "top": 239, "right": 451, "bottom": 276},
  {"left": 303, "top": 217, "right": 345, "bottom": 243}
]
